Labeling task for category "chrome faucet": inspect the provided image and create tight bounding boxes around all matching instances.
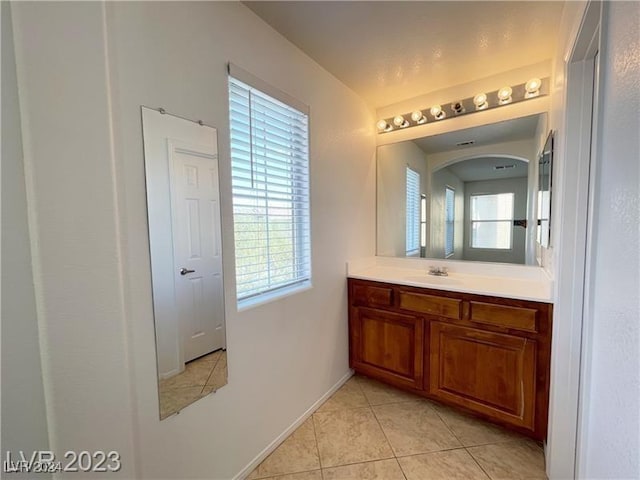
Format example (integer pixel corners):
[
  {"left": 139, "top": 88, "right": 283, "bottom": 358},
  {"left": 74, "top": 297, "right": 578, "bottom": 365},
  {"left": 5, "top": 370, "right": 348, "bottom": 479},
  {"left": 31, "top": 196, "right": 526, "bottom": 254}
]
[{"left": 428, "top": 266, "right": 449, "bottom": 277}]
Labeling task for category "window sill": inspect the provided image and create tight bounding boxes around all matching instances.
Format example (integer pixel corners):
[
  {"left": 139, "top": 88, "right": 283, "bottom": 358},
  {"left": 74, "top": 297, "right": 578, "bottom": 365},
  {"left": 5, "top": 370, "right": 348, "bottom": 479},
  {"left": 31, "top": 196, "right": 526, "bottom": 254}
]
[{"left": 237, "top": 280, "right": 313, "bottom": 312}]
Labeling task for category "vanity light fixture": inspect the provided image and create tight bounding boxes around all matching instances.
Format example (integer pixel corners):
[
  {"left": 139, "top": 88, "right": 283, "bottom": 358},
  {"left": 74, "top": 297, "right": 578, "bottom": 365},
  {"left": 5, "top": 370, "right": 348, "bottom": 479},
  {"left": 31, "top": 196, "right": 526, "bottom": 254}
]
[
  {"left": 377, "top": 119, "right": 392, "bottom": 132},
  {"left": 525, "top": 78, "right": 542, "bottom": 98},
  {"left": 497, "top": 86, "right": 513, "bottom": 105},
  {"left": 393, "top": 115, "right": 409, "bottom": 128},
  {"left": 375, "top": 77, "right": 547, "bottom": 134},
  {"left": 473, "top": 93, "right": 488, "bottom": 110},
  {"left": 451, "top": 101, "right": 466, "bottom": 115},
  {"left": 430, "top": 105, "right": 446, "bottom": 120},
  {"left": 411, "top": 110, "right": 427, "bottom": 124}
]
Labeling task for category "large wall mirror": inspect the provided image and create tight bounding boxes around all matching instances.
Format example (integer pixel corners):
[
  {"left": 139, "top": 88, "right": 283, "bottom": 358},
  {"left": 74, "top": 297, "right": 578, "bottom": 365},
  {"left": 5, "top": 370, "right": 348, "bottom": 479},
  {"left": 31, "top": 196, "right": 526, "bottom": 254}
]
[
  {"left": 142, "top": 107, "right": 228, "bottom": 420},
  {"left": 377, "top": 113, "right": 548, "bottom": 265}
]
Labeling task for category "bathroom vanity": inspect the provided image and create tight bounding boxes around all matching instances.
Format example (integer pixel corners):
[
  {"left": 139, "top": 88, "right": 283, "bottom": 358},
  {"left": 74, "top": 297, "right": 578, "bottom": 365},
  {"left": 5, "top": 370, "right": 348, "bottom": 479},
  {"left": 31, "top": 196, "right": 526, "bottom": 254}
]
[{"left": 347, "top": 258, "right": 553, "bottom": 440}]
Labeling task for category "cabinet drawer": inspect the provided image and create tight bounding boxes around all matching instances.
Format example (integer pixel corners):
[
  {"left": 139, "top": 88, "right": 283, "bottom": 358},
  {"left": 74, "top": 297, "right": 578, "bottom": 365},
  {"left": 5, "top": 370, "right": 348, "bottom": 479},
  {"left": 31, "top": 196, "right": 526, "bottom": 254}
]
[
  {"left": 352, "top": 283, "right": 393, "bottom": 307},
  {"left": 399, "top": 291, "right": 461, "bottom": 319},
  {"left": 469, "top": 301, "right": 537, "bottom": 332}
]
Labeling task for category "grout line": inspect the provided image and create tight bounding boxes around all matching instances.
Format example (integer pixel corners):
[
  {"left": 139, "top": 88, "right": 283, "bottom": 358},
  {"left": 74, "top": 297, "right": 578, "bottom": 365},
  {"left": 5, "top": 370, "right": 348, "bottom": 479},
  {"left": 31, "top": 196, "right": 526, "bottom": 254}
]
[
  {"left": 255, "top": 468, "right": 322, "bottom": 480},
  {"left": 369, "top": 404, "right": 398, "bottom": 459},
  {"left": 310, "top": 412, "right": 323, "bottom": 470},
  {"left": 320, "top": 455, "right": 397, "bottom": 471},
  {"left": 394, "top": 445, "right": 469, "bottom": 460},
  {"left": 465, "top": 446, "right": 493, "bottom": 480}
]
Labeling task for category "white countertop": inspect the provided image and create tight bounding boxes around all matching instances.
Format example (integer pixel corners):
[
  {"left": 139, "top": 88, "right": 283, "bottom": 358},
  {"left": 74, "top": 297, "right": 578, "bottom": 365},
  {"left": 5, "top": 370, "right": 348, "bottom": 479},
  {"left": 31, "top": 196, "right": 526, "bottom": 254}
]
[{"left": 347, "top": 257, "right": 554, "bottom": 303}]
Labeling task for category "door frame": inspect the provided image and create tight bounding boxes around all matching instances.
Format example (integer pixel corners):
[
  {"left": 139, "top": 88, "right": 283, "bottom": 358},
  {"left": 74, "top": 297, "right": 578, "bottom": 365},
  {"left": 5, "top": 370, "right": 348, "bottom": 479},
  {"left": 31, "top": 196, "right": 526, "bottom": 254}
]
[{"left": 546, "top": 2, "right": 603, "bottom": 478}]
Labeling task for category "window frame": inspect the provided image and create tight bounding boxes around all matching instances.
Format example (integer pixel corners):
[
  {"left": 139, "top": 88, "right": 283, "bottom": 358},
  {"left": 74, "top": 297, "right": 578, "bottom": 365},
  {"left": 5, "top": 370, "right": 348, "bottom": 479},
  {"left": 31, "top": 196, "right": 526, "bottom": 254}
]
[
  {"left": 444, "top": 186, "right": 455, "bottom": 258},
  {"left": 228, "top": 64, "right": 311, "bottom": 310}
]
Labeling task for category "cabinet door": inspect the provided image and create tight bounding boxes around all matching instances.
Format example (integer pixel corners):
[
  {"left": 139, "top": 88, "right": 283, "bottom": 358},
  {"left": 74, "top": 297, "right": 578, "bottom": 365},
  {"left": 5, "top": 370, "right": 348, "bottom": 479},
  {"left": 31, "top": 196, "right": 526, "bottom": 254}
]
[
  {"left": 351, "top": 307, "right": 424, "bottom": 389},
  {"left": 429, "top": 322, "right": 536, "bottom": 431}
]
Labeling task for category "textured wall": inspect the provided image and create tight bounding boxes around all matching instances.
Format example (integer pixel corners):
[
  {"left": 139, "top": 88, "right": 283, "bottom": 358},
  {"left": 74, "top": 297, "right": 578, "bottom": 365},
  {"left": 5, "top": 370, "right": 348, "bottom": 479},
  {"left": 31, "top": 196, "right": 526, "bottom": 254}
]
[
  {"left": 1, "top": 3, "right": 50, "bottom": 476},
  {"left": 579, "top": 2, "right": 640, "bottom": 477}
]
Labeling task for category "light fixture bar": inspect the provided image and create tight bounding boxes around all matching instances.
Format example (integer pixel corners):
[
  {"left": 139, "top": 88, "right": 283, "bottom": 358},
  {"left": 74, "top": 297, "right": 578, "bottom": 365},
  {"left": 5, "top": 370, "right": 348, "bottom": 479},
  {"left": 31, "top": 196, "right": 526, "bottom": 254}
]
[{"left": 376, "top": 77, "right": 548, "bottom": 134}]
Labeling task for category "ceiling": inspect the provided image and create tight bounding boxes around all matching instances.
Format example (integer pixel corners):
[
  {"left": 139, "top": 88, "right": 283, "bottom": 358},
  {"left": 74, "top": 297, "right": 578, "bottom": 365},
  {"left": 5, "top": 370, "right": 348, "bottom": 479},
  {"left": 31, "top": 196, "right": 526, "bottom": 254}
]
[
  {"left": 244, "top": 1, "right": 564, "bottom": 108},
  {"left": 418, "top": 114, "right": 539, "bottom": 182},
  {"left": 446, "top": 156, "right": 529, "bottom": 182},
  {"left": 413, "top": 113, "right": 541, "bottom": 154}
]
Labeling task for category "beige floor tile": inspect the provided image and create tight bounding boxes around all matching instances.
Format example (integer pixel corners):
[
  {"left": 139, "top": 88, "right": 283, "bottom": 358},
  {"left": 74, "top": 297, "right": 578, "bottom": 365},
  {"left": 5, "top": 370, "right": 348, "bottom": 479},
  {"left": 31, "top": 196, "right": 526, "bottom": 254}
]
[
  {"left": 432, "top": 403, "right": 520, "bottom": 446},
  {"left": 250, "top": 471, "right": 322, "bottom": 480},
  {"left": 322, "top": 458, "right": 405, "bottom": 480},
  {"left": 398, "top": 449, "right": 490, "bottom": 480},
  {"left": 467, "top": 439, "right": 547, "bottom": 480},
  {"left": 198, "top": 350, "right": 222, "bottom": 365},
  {"left": 247, "top": 418, "right": 320, "bottom": 479},
  {"left": 205, "top": 350, "right": 228, "bottom": 392},
  {"left": 158, "top": 386, "right": 203, "bottom": 419},
  {"left": 313, "top": 407, "right": 393, "bottom": 468},
  {"left": 317, "top": 377, "right": 368, "bottom": 413},
  {"left": 159, "top": 358, "right": 213, "bottom": 390},
  {"left": 356, "top": 376, "right": 420, "bottom": 406},
  {"left": 373, "top": 400, "right": 461, "bottom": 456}
]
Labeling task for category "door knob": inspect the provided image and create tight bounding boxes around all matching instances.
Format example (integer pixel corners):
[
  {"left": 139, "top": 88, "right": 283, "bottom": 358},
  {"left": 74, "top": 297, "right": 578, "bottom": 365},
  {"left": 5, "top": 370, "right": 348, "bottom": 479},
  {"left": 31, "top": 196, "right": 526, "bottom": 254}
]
[{"left": 180, "top": 268, "right": 196, "bottom": 276}]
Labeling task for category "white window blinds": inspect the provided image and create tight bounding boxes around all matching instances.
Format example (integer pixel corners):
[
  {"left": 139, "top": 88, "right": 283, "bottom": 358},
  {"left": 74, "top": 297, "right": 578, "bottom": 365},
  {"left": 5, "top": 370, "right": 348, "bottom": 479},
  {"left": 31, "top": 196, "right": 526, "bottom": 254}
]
[
  {"left": 445, "top": 187, "right": 455, "bottom": 257},
  {"left": 406, "top": 167, "right": 420, "bottom": 256},
  {"left": 229, "top": 73, "right": 311, "bottom": 304}
]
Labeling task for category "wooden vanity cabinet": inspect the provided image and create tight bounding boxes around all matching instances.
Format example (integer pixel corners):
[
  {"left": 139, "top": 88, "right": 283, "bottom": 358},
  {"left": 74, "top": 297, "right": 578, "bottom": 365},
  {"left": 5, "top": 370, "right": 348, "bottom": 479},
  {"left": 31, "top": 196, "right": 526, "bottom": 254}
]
[{"left": 348, "top": 278, "right": 553, "bottom": 440}]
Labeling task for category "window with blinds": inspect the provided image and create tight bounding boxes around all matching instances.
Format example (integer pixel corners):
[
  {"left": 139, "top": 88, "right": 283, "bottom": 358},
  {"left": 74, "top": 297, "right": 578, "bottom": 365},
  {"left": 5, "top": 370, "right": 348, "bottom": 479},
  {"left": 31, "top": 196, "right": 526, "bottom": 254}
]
[
  {"left": 406, "top": 167, "right": 420, "bottom": 256},
  {"left": 470, "top": 193, "right": 514, "bottom": 249},
  {"left": 445, "top": 187, "right": 455, "bottom": 257},
  {"left": 228, "top": 71, "right": 311, "bottom": 306}
]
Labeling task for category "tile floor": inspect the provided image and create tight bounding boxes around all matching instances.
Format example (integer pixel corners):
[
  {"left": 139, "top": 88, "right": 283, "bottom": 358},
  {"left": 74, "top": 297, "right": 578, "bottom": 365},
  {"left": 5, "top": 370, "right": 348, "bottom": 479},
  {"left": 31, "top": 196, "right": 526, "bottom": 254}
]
[
  {"left": 158, "top": 349, "right": 227, "bottom": 419},
  {"left": 247, "top": 375, "right": 547, "bottom": 480}
]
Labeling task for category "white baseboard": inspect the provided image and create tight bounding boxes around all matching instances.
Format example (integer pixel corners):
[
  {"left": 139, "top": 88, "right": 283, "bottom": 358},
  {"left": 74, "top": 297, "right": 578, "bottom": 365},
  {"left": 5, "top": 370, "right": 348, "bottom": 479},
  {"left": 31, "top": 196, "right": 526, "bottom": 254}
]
[{"left": 233, "top": 369, "right": 354, "bottom": 480}]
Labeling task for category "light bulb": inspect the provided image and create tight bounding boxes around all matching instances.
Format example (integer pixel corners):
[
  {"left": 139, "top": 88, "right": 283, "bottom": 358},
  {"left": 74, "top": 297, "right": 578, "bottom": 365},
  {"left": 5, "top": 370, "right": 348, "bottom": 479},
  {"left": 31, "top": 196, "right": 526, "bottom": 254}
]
[
  {"left": 411, "top": 110, "right": 427, "bottom": 124},
  {"left": 393, "top": 115, "right": 409, "bottom": 128},
  {"left": 376, "top": 119, "right": 391, "bottom": 132},
  {"left": 525, "top": 78, "right": 542, "bottom": 98},
  {"left": 497, "top": 86, "right": 513, "bottom": 104},
  {"left": 430, "top": 105, "right": 445, "bottom": 120},
  {"left": 451, "top": 101, "right": 465, "bottom": 115},
  {"left": 473, "top": 93, "right": 488, "bottom": 110}
]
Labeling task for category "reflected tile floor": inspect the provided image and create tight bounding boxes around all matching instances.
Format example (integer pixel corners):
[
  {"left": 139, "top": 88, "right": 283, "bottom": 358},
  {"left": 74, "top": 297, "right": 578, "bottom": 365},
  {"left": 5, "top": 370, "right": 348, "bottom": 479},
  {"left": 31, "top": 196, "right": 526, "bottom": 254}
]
[
  {"left": 158, "top": 350, "right": 227, "bottom": 419},
  {"left": 247, "top": 375, "right": 547, "bottom": 480}
]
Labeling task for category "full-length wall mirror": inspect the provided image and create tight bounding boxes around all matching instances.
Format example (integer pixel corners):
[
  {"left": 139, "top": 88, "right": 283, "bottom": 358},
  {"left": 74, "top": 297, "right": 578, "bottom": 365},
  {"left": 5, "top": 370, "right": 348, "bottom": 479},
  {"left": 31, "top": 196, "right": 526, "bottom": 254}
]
[
  {"left": 377, "top": 113, "right": 547, "bottom": 265},
  {"left": 142, "top": 107, "right": 228, "bottom": 420}
]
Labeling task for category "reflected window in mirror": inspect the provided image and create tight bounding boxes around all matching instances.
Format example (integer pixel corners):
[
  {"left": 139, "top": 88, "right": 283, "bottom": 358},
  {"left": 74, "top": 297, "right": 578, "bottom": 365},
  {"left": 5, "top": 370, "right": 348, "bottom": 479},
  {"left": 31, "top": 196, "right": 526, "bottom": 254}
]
[
  {"left": 445, "top": 186, "right": 455, "bottom": 257},
  {"left": 470, "top": 193, "right": 515, "bottom": 249},
  {"left": 228, "top": 69, "right": 311, "bottom": 308},
  {"left": 420, "top": 194, "right": 428, "bottom": 255},
  {"left": 537, "top": 131, "right": 554, "bottom": 248},
  {"left": 406, "top": 167, "right": 421, "bottom": 256}
]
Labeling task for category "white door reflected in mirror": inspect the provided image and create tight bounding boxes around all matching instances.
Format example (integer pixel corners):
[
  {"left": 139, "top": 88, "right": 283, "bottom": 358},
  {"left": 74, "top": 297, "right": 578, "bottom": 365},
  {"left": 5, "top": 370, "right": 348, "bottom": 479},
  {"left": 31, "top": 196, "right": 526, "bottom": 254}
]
[{"left": 142, "top": 107, "right": 228, "bottom": 420}]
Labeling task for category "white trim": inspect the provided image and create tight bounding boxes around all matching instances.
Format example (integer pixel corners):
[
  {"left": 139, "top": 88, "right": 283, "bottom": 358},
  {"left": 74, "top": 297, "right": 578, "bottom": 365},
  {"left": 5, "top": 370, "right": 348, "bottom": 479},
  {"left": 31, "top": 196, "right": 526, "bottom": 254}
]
[
  {"left": 546, "top": 2, "right": 601, "bottom": 479},
  {"left": 228, "top": 62, "right": 310, "bottom": 115},
  {"left": 233, "top": 370, "right": 354, "bottom": 480}
]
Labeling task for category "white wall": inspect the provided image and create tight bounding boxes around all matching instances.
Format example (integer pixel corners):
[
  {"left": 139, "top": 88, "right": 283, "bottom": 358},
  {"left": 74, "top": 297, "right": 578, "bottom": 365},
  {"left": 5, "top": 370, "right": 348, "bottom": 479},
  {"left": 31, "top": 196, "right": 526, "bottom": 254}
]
[
  {"left": 377, "top": 141, "right": 428, "bottom": 256},
  {"left": 11, "top": 2, "right": 139, "bottom": 475},
  {"left": 429, "top": 168, "right": 464, "bottom": 260},
  {"left": 11, "top": 2, "right": 376, "bottom": 478},
  {"left": 1, "top": 3, "right": 50, "bottom": 475},
  {"left": 462, "top": 177, "right": 528, "bottom": 264},
  {"left": 577, "top": 2, "right": 640, "bottom": 478}
]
